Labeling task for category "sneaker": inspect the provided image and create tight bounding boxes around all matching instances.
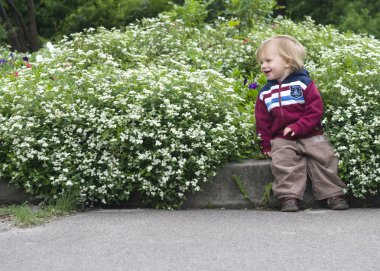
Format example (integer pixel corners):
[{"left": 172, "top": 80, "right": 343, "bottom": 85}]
[
  {"left": 327, "top": 196, "right": 349, "bottom": 210},
  {"left": 279, "top": 198, "right": 299, "bottom": 212}
]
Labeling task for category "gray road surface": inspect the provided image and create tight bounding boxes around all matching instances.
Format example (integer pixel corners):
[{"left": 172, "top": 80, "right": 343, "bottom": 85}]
[{"left": 1, "top": 208, "right": 379, "bottom": 271}]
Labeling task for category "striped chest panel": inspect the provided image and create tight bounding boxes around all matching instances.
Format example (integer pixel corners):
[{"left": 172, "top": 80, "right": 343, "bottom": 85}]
[{"left": 259, "top": 80, "right": 307, "bottom": 112}]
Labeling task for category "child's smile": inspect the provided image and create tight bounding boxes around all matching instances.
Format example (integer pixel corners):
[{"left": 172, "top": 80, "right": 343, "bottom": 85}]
[{"left": 258, "top": 43, "right": 291, "bottom": 82}]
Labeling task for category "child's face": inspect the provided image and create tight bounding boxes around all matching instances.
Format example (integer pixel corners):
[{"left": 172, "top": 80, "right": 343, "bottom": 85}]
[{"left": 259, "top": 43, "right": 291, "bottom": 82}]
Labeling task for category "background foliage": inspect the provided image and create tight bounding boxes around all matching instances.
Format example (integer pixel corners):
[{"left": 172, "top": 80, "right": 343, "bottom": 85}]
[
  {"left": 286, "top": 0, "right": 380, "bottom": 38},
  {"left": 0, "top": 0, "right": 183, "bottom": 48},
  {"left": 36, "top": 0, "right": 180, "bottom": 40},
  {"left": 1, "top": 0, "right": 379, "bottom": 49}
]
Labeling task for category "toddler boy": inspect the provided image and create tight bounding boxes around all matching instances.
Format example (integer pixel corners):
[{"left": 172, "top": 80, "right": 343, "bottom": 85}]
[{"left": 255, "top": 35, "right": 349, "bottom": 212}]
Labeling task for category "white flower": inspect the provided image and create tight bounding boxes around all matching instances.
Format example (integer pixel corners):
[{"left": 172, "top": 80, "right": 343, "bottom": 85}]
[
  {"left": 35, "top": 54, "right": 44, "bottom": 62},
  {"left": 46, "top": 42, "right": 56, "bottom": 52}
]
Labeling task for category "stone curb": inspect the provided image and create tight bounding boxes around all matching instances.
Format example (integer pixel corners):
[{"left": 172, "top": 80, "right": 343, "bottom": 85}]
[
  {"left": 183, "top": 159, "right": 380, "bottom": 209},
  {"left": 0, "top": 177, "right": 31, "bottom": 204},
  {"left": 183, "top": 159, "right": 276, "bottom": 209},
  {"left": 1, "top": 159, "right": 379, "bottom": 209},
  {"left": 183, "top": 159, "right": 320, "bottom": 209}
]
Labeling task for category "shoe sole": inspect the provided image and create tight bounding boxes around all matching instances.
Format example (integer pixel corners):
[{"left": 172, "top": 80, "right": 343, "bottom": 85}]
[
  {"left": 281, "top": 207, "right": 299, "bottom": 212},
  {"left": 330, "top": 205, "right": 349, "bottom": 210},
  {"left": 329, "top": 201, "right": 349, "bottom": 210}
]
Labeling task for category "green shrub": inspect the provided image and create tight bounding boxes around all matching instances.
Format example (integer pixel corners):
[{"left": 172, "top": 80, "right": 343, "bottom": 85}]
[
  {"left": 0, "top": 19, "right": 257, "bottom": 208},
  {"left": 224, "top": 0, "right": 276, "bottom": 28},
  {"left": 0, "top": 15, "right": 379, "bottom": 207}
]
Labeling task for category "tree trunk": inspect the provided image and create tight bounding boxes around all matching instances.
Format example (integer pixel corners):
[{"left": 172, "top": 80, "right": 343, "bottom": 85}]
[
  {"left": 0, "top": 3, "right": 22, "bottom": 51},
  {"left": 7, "top": 0, "right": 30, "bottom": 52},
  {"left": 26, "top": 0, "right": 39, "bottom": 51},
  {"left": 275, "top": 0, "right": 287, "bottom": 17}
]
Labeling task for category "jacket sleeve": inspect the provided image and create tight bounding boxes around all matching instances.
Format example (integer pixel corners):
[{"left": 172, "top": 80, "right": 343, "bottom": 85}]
[
  {"left": 288, "top": 81, "right": 323, "bottom": 136},
  {"left": 255, "top": 95, "right": 273, "bottom": 153}
]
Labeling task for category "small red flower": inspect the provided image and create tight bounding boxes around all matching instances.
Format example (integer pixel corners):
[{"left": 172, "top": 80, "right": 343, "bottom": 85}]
[
  {"left": 26, "top": 63, "right": 32, "bottom": 68},
  {"left": 243, "top": 38, "right": 249, "bottom": 44}
]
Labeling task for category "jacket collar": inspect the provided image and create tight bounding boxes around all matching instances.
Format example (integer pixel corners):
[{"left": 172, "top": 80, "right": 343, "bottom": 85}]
[{"left": 267, "top": 69, "right": 310, "bottom": 85}]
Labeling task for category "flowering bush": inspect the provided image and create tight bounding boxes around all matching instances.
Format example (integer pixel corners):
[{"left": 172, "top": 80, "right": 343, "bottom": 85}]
[
  {"left": 0, "top": 15, "right": 379, "bottom": 207},
  {"left": 0, "top": 17, "right": 258, "bottom": 208},
  {"left": 314, "top": 38, "right": 380, "bottom": 197}
]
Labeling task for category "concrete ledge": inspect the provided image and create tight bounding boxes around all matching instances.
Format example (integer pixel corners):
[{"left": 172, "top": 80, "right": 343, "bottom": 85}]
[
  {"left": 0, "top": 177, "right": 31, "bottom": 204},
  {"left": 183, "top": 159, "right": 380, "bottom": 209},
  {"left": 183, "top": 159, "right": 320, "bottom": 209},
  {"left": 1, "top": 159, "right": 380, "bottom": 209},
  {"left": 183, "top": 159, "right": 275, "bottom": 209}
]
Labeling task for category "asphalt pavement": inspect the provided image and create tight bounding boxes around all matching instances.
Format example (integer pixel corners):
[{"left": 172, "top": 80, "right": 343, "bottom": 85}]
[{"left": 1, "top": 208, "right": 379, "bottom": 271}]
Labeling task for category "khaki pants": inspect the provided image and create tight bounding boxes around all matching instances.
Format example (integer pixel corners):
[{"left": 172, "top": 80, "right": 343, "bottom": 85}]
[{"left": 270, "top": 135, "right": 347, "bottom": 200}]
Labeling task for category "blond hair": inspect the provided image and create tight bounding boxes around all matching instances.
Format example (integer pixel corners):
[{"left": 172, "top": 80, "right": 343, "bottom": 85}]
[{"left": 256, "top": 35, "right": 307, "bottom": 72}]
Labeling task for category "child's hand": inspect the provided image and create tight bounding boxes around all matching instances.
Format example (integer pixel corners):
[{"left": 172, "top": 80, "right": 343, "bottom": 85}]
[
  {"left": 264, "top": 152, "right": 271, "bottom": 157},
  {"left": 283, "top": 127, "right": 295, "bottom": 136}
]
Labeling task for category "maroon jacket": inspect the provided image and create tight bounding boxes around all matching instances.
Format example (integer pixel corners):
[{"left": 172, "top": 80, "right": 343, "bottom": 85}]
[{"left": 255, "top": 69, "right": 324, "bottom": 153}]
